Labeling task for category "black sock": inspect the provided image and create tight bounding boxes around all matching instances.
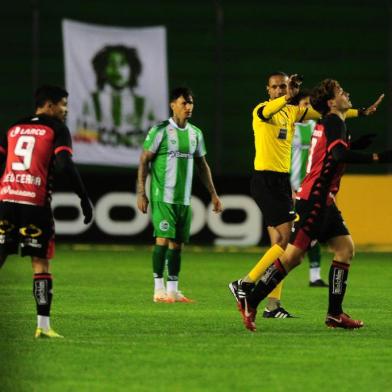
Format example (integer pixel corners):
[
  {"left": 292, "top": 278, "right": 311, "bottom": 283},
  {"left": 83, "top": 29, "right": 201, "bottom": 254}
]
[
  {"left": 328, "top": 261, "right": 350, "bottom": 315},
  {"left": 33, "top": 273, "right": 53, "bottom": 317},
  {"left": 152, "top": 245, "right": 167, "bottom": 278},
  {"left": 240, "top": 281, "right": 255, "bottom": 296},
  {"left": 167, "top": 248, "right": 181, "bottom": 282},
  {"left": 247, "top": 259, "right": 287, "bottom": 308}
]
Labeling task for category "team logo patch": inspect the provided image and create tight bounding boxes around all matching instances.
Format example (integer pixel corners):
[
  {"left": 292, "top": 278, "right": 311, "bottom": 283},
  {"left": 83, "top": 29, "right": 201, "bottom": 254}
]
[
  {"left": 0, "top": 220, "right": 15, "bottom": 234},
  {"left": 20, "top": 224, "right": 42, "bottom": 238},
  {"left": 159, "top": 220, "right": 170, "bottom": 231}
]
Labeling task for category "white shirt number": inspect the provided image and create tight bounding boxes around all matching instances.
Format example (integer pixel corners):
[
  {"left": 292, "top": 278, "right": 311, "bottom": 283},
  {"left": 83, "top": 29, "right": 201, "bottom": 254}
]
[{"left": 12, "top": 136, "right": 36, "bottom": 171}]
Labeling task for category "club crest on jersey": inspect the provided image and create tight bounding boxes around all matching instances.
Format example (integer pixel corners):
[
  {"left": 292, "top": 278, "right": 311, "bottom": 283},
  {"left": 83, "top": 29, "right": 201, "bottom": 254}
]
[{"left": 159, "top": 220, "right": 170, "bottom": 231}]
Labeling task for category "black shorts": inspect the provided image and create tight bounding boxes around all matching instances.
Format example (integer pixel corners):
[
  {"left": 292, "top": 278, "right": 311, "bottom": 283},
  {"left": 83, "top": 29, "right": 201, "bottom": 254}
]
[
  {"left": 0, "top": 202, "right": 55, "bottom": 259},
  {"left": 250, "top": 171, "right": 295, "bottom": 227},
  {"left": 290, "top": 199, "right": 350, "bottom": 251}
]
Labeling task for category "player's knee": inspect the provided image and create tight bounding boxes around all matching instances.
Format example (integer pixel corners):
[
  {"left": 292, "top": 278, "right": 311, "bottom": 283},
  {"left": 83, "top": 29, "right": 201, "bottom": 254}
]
[
  {"left": 335, "top": 247, "right": 354, "bottom": 262},
  {"left": 31, "top": 257, "right": 49, "bottom": 273}
]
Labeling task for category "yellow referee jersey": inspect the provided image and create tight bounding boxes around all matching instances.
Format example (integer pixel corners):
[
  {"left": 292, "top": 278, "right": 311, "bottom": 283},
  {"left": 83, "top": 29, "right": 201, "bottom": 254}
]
[{"left": 252, "top": 95, "right": 358, "bottom": 172}]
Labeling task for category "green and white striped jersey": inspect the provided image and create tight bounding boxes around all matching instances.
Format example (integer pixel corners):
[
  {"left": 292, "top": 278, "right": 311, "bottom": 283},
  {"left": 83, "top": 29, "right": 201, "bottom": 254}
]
[
  {"left": 290, "top": 120, "right": 315, "bottom": 191},
  {"left": 143, "top": 118, "right": 207, "bottom": 205}
]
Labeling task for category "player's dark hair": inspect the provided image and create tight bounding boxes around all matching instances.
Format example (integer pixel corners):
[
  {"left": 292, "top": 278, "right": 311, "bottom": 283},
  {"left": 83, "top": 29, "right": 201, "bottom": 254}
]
[
  {"left": 290, "top": 89, "right": 311, "bottom": 106},
  {"left": 310, "top": 79, "right": 339, "bottom": 116},
  {"left": 170, "top": 87, "right": 194, "bottom": 103},
  {"left": 35, "top": 85, "right": 68, "bottom": 109},
  {"left": 92, "top": 45, "right": 142, "bottom": 90},
  {"left": 266, "top": 71, "right": 288, "bottom": 84}
]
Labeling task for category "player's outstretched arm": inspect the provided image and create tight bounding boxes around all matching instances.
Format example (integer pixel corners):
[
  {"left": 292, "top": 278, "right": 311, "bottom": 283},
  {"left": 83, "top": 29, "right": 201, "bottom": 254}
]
[
  {"left": 194, "top": 157, "right": 223, "bottom": 213},
  {"left": 331, "top": 143, "right": 392, "bottom": 164},
  {"left": 359, "top": 94, "right": 385, "bottom": 116},
  {"left": 55, "top": 150, "right": 93, "bottom": 224},
  {"left": 136, "top": 150, "right": 155, "bottom": 214}
]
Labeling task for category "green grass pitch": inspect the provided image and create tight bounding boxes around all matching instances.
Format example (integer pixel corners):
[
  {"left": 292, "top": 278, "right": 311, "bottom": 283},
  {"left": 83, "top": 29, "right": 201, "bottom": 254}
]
[{"left": 1, "top": 245, "right": 391, "bottom": 391}]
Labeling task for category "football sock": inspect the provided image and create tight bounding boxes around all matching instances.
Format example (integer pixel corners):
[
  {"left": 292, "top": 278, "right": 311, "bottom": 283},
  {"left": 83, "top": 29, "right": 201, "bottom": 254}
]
[
  {"left": 154, "top": 278, "right": 165, "bottom": 291},
  {"left": 328, "top": 260, "right": 350, "bottom": 315},
  {"left": 266, "top": 281, "right": 284, "bottom": 310},
  {"left": 247, "top": 244, "right": 284, "bottom": 283},
  {"left": 167, "top": 280, "right": 178, "bottom": 293},
  {"left": 33, "top": 273, "right": 53, "bottom": 317},
  {"left": 167, "top": 248, "right": 181, "bottom": 284},
  {"left": 308, "top": 243, "right": 322, "bottom": 282},
  {"left": 37, "top": 315, "right": 50, "bottom": 331},
  {"left": 247, "top": 259, "right": 287, "bottom": 308},
  {"left": 152, "top": 245, "right": 167, "bottom": 279},
  {"left": 310, "top": 267, "right": 321, "bottom": 282}
]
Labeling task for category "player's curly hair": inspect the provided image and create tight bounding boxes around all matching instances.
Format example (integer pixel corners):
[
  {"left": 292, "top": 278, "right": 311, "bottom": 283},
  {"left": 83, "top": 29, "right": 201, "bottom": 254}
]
[
  {"left": 92, "top": 45, "right": 142, "bottom": 90},
  {"left": 310, "top": 79, "right": 339, "bottom": 116}
]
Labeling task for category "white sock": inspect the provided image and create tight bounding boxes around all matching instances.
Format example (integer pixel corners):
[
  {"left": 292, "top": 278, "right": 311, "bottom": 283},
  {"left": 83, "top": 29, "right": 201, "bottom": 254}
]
[
  {"left": 37, "top": 315, "right": 50, "bottom": 331},
  {"left": 167, "top": 280, "right": 178, "bottom": 293},
  {"left": 154, "top": 277, "right": 165, "bottom": 291},
  {"left": 310, "top": 267, "right": 321, "bottom": 282}
]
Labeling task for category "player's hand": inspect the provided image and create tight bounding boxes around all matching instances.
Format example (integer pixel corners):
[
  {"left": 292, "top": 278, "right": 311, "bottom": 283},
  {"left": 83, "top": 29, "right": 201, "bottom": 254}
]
[
  {"left": 137, "top": 193, "right": 149, "bottom": 214},
  {"left": 80, "top": 197, "right": 93, "bottom": 224},
  {"left": 287, "top": 74, "right": 303, "bottom": 99},
  {"left": 362, "top": 94, "right": 385, "bottom": 116},
  {"left": 350, "top": 133, "right": 376, "bottom": 150},
  {"left": 211, "top": 194, "right": 223, "bottom": 213},
  {"left": 377, "top": 150, "right": 392, "bottom": 163}
]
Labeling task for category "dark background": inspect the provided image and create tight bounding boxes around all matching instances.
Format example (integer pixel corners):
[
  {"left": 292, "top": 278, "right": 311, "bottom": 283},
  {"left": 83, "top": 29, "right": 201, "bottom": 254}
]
[{"left": 2, "top": 0, "right": 391, "bottom": 178}]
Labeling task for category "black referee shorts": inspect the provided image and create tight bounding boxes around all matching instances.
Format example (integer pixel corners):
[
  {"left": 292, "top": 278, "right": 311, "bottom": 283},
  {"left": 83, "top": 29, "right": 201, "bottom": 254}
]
[
  {"left": 0, "top": 201, "right": 55, "bottom": 259},
  {"left": 291, "top": 199, "right": 350, "bottom": 251},
  {"left": 250, "top": 171, "right": 295, "bottom": 227}
]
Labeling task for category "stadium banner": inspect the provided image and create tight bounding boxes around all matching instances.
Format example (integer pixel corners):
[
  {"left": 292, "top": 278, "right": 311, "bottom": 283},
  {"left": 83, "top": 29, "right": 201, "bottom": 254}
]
[
  {"left": 53, "top": 174, "right": 392, "bottom": 246},
  {"left": 53, "top": 173, "right": 266, "bottom": 246},
  {"left": 62, "top": 20, "right": 168, "bottom": 167}
]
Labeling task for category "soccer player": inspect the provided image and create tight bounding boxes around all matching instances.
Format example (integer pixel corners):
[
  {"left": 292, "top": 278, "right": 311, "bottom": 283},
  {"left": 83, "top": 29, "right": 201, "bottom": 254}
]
[
  {"left": 238, "top": 79, "right": 392, "bottom": 331},
  {"left": 0, "top": 85, "right": 93, "bottom": 338},
  {"left": 291, "top": 91, "right": 328, "bottom": 287},
  {"left": 137, "top": 87, "right": 223, "bottom": 303},
  {"left": 229, "top": 71, "right": 383, "bottom": 319}
]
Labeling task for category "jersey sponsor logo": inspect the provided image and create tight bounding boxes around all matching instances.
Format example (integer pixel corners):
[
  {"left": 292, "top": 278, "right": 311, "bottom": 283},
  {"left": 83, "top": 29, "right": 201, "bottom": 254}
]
[
  {"left": 9, "top": 126, "right": 46, "bottom": 137},
  {"left": 0, "top": 186, "right": 36, "bottom": 198},
  {"left": 159, "top": 220, "right": 170, "bottom": 231},
  {"left": 278, "top": 128, "right": 287, "bottom": 140},
  {"left": 169, "top": 151, "right": 193, "bottom": 159},
  {"left": 21, "top": 237, "right": 42, "bottom": 249}
]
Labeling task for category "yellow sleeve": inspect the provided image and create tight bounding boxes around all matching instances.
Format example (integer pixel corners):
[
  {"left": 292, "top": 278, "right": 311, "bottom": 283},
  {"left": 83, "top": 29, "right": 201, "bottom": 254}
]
[
  {"left": 298, "top": 106, "right": 322, "bottom": 122},
  {"left": 261, "top": 96, "right": 288, "bottom": 119},
  {"left": 346, "top": 109, "right": 359, "bottom": 118}
]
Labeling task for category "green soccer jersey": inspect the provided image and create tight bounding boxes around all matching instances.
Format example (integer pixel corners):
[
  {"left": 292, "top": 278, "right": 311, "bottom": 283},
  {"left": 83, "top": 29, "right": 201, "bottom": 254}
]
[
  {"left": 143, "top": 118, "right": 207, "bottom": 205},
  {"left": 290, "top": 120, "right": 315, "bottom": 191}
]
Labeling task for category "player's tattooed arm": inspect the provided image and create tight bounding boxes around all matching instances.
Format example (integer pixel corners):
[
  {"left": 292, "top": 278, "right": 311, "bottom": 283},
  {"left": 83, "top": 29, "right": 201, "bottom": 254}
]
[
  {"left": 195, "top": 157, "right": 223, "bottom": 213},
  {"left": 136, "top": 150, "right": 155, "bottom": 213}
]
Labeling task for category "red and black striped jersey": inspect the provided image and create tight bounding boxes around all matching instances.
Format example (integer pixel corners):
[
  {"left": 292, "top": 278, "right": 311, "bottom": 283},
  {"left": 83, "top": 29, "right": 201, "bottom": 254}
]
[
  {"left": 0, "top": 114, "right": 73, "bottom": 206},
  {"left": 297, "top": 114, "right": 348, "bottom": 205}
]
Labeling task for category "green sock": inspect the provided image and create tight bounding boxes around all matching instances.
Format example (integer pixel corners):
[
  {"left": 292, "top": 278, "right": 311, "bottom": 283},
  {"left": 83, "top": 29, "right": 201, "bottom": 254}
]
[
  {"left": 167, "top": 248, "right": 181, "bottom": 281},
  {"left": 152, "top": 245, "right": 167, "bottom": 278}
]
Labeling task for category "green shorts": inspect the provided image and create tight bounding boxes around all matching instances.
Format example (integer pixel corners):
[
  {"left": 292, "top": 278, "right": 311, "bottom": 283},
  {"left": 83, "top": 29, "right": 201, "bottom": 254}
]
[{"left": 151, "top": 201, "right": 192, "bottom": 243}]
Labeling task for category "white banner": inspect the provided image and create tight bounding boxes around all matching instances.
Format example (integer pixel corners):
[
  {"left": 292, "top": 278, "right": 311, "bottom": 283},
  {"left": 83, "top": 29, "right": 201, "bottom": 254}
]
[{"left": 62, "top": 20, "right": 168, "bottom": 167}]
